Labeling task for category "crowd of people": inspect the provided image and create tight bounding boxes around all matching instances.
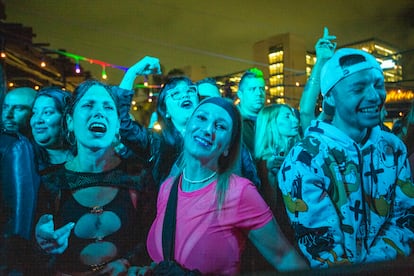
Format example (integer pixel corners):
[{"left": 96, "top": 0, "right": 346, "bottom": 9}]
[{"left": 1, "top": 27, "right": 414, "bottom": 275}]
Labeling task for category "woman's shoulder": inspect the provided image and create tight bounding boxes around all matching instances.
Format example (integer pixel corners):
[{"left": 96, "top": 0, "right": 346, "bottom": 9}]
[
  {"left": 229, "top": 174, "right": 252, "bottom": 183},
  {"left": 226, "top": 174, "right": 269, "bottom": 210},
  {"left": 228, "top": 174, "right": 257, "bottom": 193}
]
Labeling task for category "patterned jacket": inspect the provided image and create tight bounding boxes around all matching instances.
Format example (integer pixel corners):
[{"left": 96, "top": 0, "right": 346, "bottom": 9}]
[{"left": 278, "top": 120, "right": 414, "bottom": 268}]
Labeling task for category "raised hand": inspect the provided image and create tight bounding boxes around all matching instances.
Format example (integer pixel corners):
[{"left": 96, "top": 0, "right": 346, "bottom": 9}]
[
  {"left": 119, "top": 56, "right": 161, "bottom": 90},
  {"left": 128, "top": 56, "right": 162, "bottom": 76},
  {"left": 315, "top": 27, "right": 336, "bottom": 61}
]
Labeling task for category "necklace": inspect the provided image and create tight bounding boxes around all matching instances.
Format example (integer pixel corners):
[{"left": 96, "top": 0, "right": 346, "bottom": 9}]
[{"left": 183, "top": 169, "right": 217, "bottom": 184}]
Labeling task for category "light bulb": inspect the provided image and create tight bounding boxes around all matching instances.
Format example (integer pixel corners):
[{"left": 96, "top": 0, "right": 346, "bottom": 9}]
[
  {"left": 75, "top": 63, "right": 81, "bottom": 74},
  {"left": 101, "top": 66, "right": 107, "bottom": 79}
]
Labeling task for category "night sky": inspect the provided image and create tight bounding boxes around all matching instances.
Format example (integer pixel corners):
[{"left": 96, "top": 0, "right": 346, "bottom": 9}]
[{"left": 3, "top": 0, "right": 414, "bottom": 84}]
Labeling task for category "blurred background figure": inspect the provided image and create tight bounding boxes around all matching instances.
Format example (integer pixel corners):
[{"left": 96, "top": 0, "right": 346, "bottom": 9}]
[
  {"left": 196, "top": 77, "right": 221, "bottom": 100},
  {"left": 391, "top": 117, "right": 408, "bottom": 140},
  {"left": 236, "top": 68, "right": 266, "bottom": 155},
  {"left": 379, "top": 105, "right": 391, "bottom": 132},
  {"left": 254, "top": 103, "right": 301, "bottom": 244}
]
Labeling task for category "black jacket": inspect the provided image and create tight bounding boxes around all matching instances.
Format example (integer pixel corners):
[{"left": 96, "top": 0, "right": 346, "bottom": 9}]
[{"left": 0, "top": 129, "right": 40, "bottom": 273}]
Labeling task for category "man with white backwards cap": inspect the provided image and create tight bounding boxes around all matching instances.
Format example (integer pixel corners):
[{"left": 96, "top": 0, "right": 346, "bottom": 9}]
[{"left": 278, "top": 48, "right": 414, "bottom": 268}]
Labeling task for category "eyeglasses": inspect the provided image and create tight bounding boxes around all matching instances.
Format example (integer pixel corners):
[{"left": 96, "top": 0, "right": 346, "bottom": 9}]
[{"left": 166, "top": 85, "right": 198, "bottom": 100}]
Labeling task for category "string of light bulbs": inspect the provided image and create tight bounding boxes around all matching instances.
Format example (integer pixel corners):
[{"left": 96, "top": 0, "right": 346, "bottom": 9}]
[
  {"left": 29, "top": 47, "right": 130, "bottom": 80},
  {"left": 54, "top": 49, "right": 129, "bottom": 79}
]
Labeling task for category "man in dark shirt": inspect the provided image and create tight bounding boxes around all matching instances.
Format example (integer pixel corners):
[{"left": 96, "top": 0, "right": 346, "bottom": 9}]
[
  {"left": 0, "top": 70, "right": 39, "bottom": 275},
  {"left": 236, "top": 68, "right": 266, "bottom": 155}
]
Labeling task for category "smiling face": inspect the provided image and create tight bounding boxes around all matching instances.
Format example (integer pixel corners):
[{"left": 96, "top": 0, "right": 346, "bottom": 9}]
[
  {"left": 30, "top": 95, "right": 63, "bottom": 148},
  {"left": 328, "top": 68, "right": 386, "bottom": 137},
  {"left": 276, "top": 106, "right": 299, "bottom": 138},
  {"left": 66, "top": 85, "right": 120, "bottom": 152},
  {"left": 164, "top": 81, "right": 199, "bottom": 130},
  {"left": 184, "top": 103, "right": 233, "bottom": 167}
]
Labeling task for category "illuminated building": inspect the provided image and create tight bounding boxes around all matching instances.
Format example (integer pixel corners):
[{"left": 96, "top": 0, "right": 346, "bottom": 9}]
[
  {"left": 248, "top": 33, "right": 413, "bottom": 121},
  {"left": 339, "top": 38, "right": 402, "bottom": 83},
  {"left": 253, "top": 33, "right": 307, "bottom": 107}
]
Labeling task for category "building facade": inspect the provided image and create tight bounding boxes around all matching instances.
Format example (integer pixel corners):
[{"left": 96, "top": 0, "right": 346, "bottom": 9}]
[
  {"left": 253, "top": 33, "right": 307, "bottom": 107},
  {"left": 250, "top": 33, "right": 413, "bottom": 119}
]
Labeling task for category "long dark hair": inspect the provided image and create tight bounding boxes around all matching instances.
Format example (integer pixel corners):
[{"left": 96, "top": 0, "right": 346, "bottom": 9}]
[
  {"left": 156, "top": 76, "right": 194, "bottom": 146},
  {"left": 32, "top": 86, "right": 72, "bottom": 169},
  {"left": 65, "top": 79, "right": 119, "bottom": 155}
]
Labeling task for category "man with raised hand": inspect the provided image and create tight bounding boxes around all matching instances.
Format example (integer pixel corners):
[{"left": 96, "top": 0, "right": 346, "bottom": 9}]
[{"left": 279, "top": 48, "right": 414, "bottom": 268}]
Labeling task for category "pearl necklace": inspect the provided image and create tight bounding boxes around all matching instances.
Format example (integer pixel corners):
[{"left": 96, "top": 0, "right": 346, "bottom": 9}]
[{"left": 182, "top": 169, "right": 217, "bottom": 184}]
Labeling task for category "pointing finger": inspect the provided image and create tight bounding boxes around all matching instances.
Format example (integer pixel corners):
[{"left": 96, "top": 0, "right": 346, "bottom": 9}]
[{"left": 323, "top": 27, "right": 329, "bottom": 37}]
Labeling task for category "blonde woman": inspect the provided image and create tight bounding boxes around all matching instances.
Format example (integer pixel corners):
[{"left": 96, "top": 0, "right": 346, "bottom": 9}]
[
  {"left": 254, "top": 104, "right": 301, "bottom": 243},
  {"left": 143, "top": 97, "right": 308, "bottom": 275}
]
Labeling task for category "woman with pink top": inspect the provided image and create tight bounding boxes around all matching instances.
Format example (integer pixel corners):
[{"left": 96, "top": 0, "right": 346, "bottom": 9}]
[{"left": 143, "top": 97, "right": 308, "bottom": 275}]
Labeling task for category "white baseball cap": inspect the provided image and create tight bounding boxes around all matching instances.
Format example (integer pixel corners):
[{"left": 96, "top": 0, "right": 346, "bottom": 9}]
[{"left": 320, "top": 48, "right": 383, "bottom": 96}]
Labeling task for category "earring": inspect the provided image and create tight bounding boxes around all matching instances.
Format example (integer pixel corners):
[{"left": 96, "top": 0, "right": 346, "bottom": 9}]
[
  {"left": 113, "top": 133, "right": 128, "bottom": 157},
  {"left": 166, "top": 113, "right": 171, "bottom": 119},
  {"left": 66, "top": 131, "right": 76, "bottom": 146},
  {"left": 223, "top": 149, "right": 229, "bottom": 157}
]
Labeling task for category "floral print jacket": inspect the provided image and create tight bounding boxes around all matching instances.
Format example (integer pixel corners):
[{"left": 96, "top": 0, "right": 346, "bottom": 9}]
[{"left": 278, "top": 120, "right": 414, "bottom": 268}]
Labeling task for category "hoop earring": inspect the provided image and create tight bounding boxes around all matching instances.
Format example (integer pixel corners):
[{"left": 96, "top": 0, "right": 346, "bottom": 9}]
[{"left": 66, "top": 131, "right": 76, "bottom": 146}]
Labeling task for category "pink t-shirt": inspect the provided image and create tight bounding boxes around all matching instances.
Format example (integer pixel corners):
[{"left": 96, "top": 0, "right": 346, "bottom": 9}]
[{"left": 146, "top": 174, "right": 273, "bottom": 275}]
